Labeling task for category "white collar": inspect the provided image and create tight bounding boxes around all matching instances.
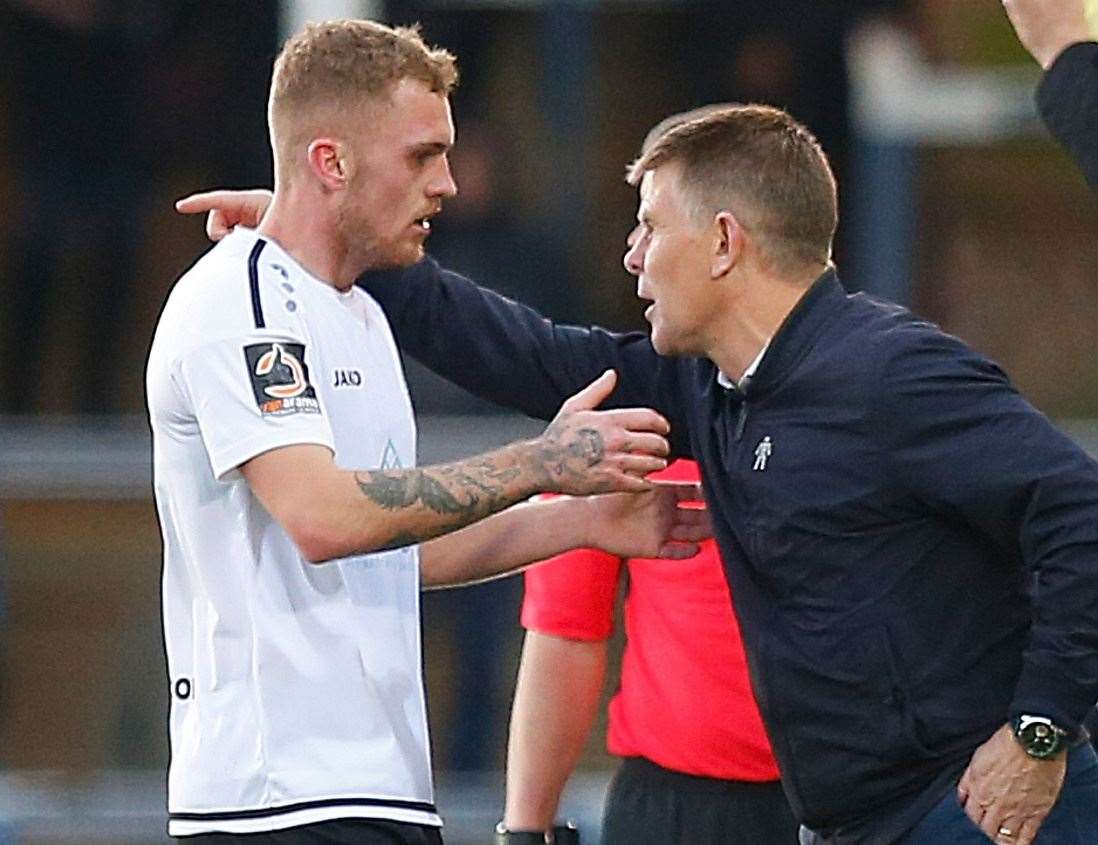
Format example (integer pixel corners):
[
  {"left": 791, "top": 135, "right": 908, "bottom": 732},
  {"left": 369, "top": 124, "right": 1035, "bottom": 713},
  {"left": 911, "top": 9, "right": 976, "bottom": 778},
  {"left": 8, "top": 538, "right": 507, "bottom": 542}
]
[{"left": 717, "top": 343, "right": 769, "bottom": 390}]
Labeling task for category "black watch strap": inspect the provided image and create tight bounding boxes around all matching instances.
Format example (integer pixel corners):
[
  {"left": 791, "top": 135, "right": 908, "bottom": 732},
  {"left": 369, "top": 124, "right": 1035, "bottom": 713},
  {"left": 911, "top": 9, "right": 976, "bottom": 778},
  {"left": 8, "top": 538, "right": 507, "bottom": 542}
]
[{"left": 494, "top": 822, "right": 580, "bottom": 844}]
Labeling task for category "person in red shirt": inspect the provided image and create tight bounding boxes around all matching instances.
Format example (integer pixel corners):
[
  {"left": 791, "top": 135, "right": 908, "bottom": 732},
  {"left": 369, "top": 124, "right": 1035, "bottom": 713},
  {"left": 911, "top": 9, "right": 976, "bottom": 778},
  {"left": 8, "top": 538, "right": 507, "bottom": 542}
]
[{"left": 497, "top": 459, "right": 797, "bottom": 844}]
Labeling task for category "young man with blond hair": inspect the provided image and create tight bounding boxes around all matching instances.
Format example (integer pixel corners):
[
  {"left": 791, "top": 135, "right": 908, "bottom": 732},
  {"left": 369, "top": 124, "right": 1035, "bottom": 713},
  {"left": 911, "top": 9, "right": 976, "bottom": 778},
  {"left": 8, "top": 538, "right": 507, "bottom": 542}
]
[{"left": 149, "top": 20, "right": 707, "bottom": 845}]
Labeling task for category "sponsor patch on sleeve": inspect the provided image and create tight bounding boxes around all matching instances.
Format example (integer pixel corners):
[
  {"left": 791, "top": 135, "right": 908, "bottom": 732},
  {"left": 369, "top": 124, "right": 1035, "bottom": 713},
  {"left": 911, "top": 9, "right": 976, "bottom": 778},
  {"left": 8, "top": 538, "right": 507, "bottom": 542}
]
[{"left": 243, "top": 342, "right": 321, "bottom": 416}]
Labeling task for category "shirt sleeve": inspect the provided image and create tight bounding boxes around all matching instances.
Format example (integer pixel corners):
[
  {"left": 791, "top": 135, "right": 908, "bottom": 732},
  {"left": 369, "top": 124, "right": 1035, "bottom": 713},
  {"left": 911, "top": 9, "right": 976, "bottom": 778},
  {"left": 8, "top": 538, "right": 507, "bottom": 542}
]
[
  {"left": 879, "top": 327, "right": 1098, "bottom": 736},
  {"left": 521, "top": 547, "right": 623, "bottom": 641},
  {"left": 175, "top": 333, "right": 335, "bottom": 481},
  {"left": 1037, "top": 41, "right": 1098, "bottom": 191},
  {"left": 358, "top": 257, "right": 692, "bottom": 457}
]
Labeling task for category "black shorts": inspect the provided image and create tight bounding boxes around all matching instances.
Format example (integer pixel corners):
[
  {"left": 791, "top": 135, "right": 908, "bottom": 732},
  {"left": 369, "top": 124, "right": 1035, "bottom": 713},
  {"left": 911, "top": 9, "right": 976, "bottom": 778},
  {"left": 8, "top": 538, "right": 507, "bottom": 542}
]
[
  {"left": 601, "top": 756, "right": 799, "bottom": 845},
  {"left": 177, "top": 818, "right": 444, "bottom": 845}
]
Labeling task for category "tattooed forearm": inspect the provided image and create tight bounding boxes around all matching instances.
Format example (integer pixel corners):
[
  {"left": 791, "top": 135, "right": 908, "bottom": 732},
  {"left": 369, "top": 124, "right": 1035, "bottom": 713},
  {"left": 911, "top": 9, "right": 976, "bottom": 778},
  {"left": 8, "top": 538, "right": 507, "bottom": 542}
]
[
  {"left": 353, "top": 452, "right": 539, "bottom": 549},
  {"left": 354, "top": 447, "right": 536, "bottom": 536},
  {"left": 351, "top": 412, "right": 624, "bottom": 552},
  {"left": 355, "top": 470, "right": 470, "bottom": 513}
]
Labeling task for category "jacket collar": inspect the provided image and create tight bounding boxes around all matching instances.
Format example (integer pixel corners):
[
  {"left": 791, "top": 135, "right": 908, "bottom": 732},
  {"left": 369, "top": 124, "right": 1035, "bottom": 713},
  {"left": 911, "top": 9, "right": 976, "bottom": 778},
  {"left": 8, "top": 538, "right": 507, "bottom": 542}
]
[{"left": 737, "top": 267, "right": 847, "bottom": 398}]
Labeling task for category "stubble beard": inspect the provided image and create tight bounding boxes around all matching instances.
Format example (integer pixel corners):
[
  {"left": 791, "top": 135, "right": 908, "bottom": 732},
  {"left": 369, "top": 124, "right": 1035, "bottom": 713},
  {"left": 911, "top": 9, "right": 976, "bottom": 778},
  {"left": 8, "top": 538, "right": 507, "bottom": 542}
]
[{"left": 337, "top": 212, "right": 422, "bottom": 274}]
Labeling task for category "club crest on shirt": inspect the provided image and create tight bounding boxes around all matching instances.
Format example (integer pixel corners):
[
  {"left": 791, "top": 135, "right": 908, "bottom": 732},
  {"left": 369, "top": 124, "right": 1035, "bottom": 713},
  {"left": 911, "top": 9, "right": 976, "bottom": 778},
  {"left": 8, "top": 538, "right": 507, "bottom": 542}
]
[{"left": 243, "top": 342, "right": 321, "bottom": 416}]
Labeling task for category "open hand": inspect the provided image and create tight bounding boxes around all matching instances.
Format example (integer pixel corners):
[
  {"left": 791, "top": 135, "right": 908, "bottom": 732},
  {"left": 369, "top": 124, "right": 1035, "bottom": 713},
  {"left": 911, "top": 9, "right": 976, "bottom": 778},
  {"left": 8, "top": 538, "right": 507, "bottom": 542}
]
[
  {"left": 536, "top": 370, "right": 670, "bottom": 495},
  {"left": 586, "top": 480, "right": 711, "bottom": 560},
  {"left": 956, "top": 723, "right": 1066, "bottom": 845},
  {"left": 175, "top": 188, "right": 274, "bottom": 241}
]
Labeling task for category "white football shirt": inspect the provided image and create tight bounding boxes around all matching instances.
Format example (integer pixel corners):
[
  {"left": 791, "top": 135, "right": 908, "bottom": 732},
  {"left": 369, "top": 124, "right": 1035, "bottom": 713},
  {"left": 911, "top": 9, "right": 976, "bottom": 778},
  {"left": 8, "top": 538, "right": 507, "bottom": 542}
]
[{"left": 146, "top": 227, "right": 438, "bottom": 836}]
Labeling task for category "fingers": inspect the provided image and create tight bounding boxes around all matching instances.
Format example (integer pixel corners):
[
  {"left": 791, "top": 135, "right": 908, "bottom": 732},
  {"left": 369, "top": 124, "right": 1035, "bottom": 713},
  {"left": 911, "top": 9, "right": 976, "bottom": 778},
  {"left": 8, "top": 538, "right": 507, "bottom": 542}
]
[
  {"left": 653, "top": 481, "right": 705, "bottom": 502},
  {"left": 601, "top": 407, "right": 671, "bottom": 436},
  {"left": 175, "top": 190, "right": 238, "bottom": 215},
  {"left": 980, "top": 807, "right": 1008, "bottom": 842},
  {"left": 669, "top": 509, "right": 712, "bottom": 543},
  {"left": 957, "top": 768, "right": 984, "bottom": 828},
  {"left": 620, "top": 431, "right": 671, "bottom": 457},
  {"left": 606, "top": 473, "right": 653, "bottom": 494},
  {"left": 175, "top": 191, "right": 238, "bottom": 243},
  {"left": 175, "top": 188, "right": 274, "bottom": 242},
  {"left": 1014, "top": 817, "right": 1041, "bottom": 845},
  {"left": 559, "top": 370, "right": 617, "bottom": 414},
  {"left": 618, "top": 454, "right": 668, "bottom": 477},
  {"left": 207, "top": 211, "right": 233, "bottom": 242}
]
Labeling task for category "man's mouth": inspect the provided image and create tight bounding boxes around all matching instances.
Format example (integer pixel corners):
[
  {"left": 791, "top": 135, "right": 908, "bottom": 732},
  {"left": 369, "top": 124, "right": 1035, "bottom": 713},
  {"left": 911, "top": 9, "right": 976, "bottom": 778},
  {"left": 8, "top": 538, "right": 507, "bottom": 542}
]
[{"left": 413, "top": 208, "right": 441, "bottom": 232}]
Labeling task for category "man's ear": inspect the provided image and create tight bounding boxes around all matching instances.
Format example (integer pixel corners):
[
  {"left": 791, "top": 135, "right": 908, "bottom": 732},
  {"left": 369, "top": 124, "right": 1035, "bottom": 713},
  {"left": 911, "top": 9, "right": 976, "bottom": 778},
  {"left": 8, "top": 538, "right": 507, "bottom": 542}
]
[
  {"left": 306, "top": 138, "right": 349, "bottom": 191},
  {"left": 712, "top": 210, "right": 745, "bottom": 279}
]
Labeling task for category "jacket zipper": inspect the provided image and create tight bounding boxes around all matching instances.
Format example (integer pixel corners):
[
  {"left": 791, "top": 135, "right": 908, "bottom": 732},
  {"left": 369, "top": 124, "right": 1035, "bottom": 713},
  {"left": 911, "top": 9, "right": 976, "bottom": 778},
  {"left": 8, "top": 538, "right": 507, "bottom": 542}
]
[{"left": 735, "top": 397, "right": 748, "bottom": 441}]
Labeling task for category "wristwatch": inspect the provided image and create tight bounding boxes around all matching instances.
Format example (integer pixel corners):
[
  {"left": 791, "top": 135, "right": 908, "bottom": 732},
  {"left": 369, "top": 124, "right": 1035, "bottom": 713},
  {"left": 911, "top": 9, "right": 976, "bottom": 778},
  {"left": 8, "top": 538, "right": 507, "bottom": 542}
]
[
  {"left": 494, "top": 822, "right": 580, "bottom": 844},
  {"left": 1012, "top": 714, "right": 1069, "bottom": 759}
]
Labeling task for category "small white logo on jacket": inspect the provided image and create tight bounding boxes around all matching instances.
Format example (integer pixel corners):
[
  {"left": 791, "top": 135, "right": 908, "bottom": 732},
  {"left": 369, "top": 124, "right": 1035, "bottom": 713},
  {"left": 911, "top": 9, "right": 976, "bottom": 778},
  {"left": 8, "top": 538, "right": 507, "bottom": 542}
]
[{"left": 753, "top": 436, "right": 772, "bottom": 471}]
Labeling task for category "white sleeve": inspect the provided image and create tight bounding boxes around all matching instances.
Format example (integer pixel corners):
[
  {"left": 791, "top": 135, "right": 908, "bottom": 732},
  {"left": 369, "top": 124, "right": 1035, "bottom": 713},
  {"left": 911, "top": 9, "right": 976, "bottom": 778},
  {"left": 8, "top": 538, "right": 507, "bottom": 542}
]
[{"left": 175, "top": 333, "right": 335, "bottom": 481}]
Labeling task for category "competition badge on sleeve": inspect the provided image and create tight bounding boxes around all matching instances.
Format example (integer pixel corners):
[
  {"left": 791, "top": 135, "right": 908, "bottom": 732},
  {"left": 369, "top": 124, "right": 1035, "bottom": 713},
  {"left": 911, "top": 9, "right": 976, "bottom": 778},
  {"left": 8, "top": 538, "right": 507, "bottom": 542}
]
[{"left": 243, "top": 342, "right": 321, "bottom": 416}]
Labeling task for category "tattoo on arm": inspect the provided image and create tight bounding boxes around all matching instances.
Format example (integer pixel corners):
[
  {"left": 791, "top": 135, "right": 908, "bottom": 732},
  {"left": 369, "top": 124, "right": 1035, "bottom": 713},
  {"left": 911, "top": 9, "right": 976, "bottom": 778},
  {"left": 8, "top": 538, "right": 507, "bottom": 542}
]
[
  {"left": 570, "top": 428, "right": 605, "bottom": 467},
  {"left": 354, "top": 454, "right": 530, "bottom": 546},
  {"left": 535, "top": 424, "right": 609, "bottom": 489}
]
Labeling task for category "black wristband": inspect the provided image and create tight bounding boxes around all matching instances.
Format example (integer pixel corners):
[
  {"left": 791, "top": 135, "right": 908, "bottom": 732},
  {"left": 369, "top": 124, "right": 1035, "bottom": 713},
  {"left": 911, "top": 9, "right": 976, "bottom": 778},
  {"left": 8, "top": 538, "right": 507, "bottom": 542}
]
[{"left": 494, "top": 822, "right": 580, "bottom": 844}]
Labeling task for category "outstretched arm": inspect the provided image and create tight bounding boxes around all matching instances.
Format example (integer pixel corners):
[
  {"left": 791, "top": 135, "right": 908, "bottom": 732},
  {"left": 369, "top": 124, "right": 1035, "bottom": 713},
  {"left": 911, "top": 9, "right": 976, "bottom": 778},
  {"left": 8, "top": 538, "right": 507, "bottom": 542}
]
[
  {"left": 244, "top": 371, "right": 672, "bottom": 562},
  {"left": 176, "top": 189, "right": 690, "bottom": 452},
  {"left": 358, "top": 257, "right": 681, "bottom": 429},
  {"left": 419, "top": 483, "right": 706, "bottom": 588},
  {"left": 1003, "top": 0, "right": 1098, "bottom": 189}
]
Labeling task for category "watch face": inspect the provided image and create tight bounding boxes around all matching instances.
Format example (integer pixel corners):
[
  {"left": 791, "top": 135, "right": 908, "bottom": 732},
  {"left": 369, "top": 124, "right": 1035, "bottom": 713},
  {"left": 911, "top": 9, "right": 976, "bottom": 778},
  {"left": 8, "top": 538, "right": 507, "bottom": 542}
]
[{"left": 1018, "top": 717, "right": 1066, "bottom": 758}]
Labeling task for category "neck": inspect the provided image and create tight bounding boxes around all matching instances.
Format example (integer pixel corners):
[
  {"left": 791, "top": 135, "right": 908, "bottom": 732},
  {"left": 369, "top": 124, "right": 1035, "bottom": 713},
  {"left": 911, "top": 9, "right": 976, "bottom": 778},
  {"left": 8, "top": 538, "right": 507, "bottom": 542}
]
[
  {"left": 257, "top": 187, "right": 358, "bottom": 291},
  {"left": 705, "top": 263, "right": 826, "bottom": 381}
]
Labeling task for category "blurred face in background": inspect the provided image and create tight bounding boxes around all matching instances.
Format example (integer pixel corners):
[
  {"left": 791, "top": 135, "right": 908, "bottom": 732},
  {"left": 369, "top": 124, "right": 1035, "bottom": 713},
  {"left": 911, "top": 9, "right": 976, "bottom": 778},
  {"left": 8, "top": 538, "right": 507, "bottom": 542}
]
[
  {"left": 338, "top": 77, "right": 457, "bottom": 269},
  {"left": 624, "top": 164, "right": 720, "bottom": 356}
]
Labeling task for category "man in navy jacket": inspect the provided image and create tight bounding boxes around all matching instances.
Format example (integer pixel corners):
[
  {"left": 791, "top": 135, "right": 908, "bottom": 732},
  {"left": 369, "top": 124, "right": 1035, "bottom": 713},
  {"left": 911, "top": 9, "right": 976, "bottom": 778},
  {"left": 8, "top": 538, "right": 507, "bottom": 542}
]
[{"left": 346, "top": 106, "right": 1098, "bottom": 845}]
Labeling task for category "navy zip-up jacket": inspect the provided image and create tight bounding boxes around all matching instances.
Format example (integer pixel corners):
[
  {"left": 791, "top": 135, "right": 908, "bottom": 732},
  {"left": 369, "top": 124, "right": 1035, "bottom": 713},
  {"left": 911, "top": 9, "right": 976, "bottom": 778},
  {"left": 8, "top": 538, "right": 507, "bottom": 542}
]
[{"left": 358, "top": 263, "right": 1098, "bottom": 843}]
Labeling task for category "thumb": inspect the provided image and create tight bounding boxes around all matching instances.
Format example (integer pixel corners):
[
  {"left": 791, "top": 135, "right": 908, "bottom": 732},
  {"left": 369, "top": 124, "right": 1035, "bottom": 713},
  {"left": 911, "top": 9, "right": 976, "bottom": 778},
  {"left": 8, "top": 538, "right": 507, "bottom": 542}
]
[{"left": 560, "top": 370, "right": 617, "bottom": 414}]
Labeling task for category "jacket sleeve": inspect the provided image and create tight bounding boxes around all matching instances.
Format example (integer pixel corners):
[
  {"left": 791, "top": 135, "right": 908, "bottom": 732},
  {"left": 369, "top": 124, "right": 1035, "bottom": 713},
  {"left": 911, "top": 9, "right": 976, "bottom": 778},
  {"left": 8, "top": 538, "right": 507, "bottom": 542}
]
[
  {"left": 1037, "top": 41, "right": 1098, "bottom": 191},
  {"left": 357, "top": 257, "right": 692, "bottom": 455},
  {"left": 879, "top": 327, "right": 1098, "bottom": 736}
]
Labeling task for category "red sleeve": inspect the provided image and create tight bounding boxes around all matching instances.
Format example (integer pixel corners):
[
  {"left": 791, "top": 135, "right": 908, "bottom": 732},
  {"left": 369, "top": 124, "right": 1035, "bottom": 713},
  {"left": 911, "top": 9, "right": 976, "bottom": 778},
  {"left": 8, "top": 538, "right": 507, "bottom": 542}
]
[{"left": 521, "top": 547, "right": 623, "bottom": 641}]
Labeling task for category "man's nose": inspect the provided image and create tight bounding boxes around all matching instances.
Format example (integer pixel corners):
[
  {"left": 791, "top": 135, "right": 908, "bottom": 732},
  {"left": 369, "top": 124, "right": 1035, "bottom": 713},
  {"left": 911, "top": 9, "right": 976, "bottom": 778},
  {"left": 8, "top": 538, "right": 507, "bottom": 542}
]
[
  {"left": 623, "top": 238, "right": 644, "bottom": 276},
  {"left": 431, "top": 158, "right": 458, "bottom": 198}
]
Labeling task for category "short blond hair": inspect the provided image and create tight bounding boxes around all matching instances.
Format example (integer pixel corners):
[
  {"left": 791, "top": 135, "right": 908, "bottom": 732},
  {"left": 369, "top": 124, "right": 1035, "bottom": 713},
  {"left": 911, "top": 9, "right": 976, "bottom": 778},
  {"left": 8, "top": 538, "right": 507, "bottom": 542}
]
[
  {"left": 269, "top": 19, "right": 458, "bottom": 181},
  {"left": 628, "top": 104, "right": 837, "bottom": 273},
  {"left": 639, "top": 103, "right": 736, "bottom": 157}
]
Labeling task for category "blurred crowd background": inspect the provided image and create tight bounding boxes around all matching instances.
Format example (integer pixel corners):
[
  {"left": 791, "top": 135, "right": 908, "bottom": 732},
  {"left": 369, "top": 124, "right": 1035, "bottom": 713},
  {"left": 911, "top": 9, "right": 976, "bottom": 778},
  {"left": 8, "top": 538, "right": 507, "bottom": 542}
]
[{"left": 0, "top": 0, "right": 1096, "bottom": 842}]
